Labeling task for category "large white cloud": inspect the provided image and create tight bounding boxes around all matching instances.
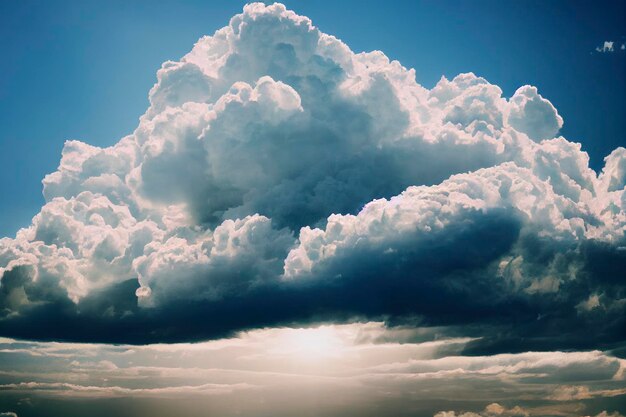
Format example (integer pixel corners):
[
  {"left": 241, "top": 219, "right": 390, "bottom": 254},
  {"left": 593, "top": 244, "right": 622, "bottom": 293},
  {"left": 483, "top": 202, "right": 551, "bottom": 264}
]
[{"left": 0, "top": 3, "right": 624, "bottom": 346}]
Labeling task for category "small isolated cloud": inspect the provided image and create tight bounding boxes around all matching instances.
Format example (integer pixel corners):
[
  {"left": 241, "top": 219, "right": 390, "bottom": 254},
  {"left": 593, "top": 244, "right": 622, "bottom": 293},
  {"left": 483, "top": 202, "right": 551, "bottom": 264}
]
[
  {"left": 597, "top": 41, "right": 615, "bottom": 52},
  {"left": 0, "top": 3, "right": 624, "bottom": 351},
  {"left": 595, "top": 40, "right": 626, "bottom": 53}
]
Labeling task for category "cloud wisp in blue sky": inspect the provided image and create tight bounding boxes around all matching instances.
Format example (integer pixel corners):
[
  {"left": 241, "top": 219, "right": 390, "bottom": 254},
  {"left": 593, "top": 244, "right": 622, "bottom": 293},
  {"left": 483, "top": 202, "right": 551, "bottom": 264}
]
[{"left": 595, "top": 40, "right": 626, "bottom": 53}]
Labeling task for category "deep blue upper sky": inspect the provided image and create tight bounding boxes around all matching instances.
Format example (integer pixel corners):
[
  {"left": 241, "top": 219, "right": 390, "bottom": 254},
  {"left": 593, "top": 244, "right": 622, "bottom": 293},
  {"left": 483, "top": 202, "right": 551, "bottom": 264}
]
[{"left": 0, "top": 0, "right": 624, "bottom": 236}]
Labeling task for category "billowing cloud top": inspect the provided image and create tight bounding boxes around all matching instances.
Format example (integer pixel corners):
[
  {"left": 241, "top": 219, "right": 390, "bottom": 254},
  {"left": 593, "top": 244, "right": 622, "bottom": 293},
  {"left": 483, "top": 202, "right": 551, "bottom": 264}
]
[{"left": 0, "top": 3, "right": 624, "bottom": 349}]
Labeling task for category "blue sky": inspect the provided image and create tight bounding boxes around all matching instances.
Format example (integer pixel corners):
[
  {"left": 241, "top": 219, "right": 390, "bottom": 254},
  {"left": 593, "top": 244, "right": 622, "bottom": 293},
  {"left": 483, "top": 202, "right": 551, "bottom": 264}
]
[{"left": 0, "top": 0, "right": 624, "bottom": 236}]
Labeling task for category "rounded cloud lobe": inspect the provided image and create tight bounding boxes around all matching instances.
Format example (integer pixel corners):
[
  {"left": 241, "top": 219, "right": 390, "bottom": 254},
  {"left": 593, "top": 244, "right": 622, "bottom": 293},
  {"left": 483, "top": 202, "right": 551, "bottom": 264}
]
[{"left": 0, "top": 3, "right": 624, "bottom": 349}]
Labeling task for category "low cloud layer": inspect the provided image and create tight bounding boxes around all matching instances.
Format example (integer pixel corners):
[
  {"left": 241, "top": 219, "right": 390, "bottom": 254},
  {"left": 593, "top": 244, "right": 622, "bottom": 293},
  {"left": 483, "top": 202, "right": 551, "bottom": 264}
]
[
  {"left": 0, "top": 323, "right": 624, "bottom": 417},
  {"left": 0, "top": 3, "right": 625, "bottom": 351}
]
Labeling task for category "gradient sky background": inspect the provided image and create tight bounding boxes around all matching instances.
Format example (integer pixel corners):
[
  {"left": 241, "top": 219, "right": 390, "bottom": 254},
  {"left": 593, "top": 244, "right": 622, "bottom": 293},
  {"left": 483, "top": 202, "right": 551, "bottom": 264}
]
[{"left": 0, "top": 0, "right": 624, "bottom": 236}]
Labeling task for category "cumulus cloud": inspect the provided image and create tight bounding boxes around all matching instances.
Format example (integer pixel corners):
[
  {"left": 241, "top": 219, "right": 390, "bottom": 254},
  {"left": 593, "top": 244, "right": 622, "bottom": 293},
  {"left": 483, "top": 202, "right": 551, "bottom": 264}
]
[
  {"left": 506, "top": 85, "right": 563, "bottom": 141},
  {"left": 0, "top": 3, "right": 624, "bottom": 349}
]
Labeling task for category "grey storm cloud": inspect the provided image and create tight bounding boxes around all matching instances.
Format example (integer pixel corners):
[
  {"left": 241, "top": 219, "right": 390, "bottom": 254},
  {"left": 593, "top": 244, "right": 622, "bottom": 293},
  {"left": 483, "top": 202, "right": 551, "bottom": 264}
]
[{"left": 0, "top": 3, "right": 624, "bottom": 349}]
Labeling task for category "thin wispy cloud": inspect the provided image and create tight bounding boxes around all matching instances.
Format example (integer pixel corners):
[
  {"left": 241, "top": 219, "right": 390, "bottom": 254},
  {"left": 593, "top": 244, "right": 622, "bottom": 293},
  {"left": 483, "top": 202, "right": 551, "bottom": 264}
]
[{"left": 0, "top": 324, "right": 624, "bottom": 415}]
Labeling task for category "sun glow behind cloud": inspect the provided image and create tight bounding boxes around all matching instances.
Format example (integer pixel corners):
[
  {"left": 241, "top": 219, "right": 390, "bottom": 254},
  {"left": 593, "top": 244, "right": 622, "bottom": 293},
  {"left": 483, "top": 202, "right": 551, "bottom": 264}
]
[
  {"left": 260, "top": 326, "right": 346, "bottom": 358},
  {"left": 0, "top": 322, "right": 624, "bottom": 416}
]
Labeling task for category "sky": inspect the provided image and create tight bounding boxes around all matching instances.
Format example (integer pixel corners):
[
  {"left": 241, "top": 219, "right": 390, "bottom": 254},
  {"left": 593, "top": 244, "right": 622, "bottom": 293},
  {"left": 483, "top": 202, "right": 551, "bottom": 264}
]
[{"left": 0, "top": 1, "right": 625, "bottom": 417}]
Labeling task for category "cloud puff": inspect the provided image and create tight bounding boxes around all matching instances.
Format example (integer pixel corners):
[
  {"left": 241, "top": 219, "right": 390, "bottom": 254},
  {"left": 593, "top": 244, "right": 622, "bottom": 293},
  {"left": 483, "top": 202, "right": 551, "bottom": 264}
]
[
  {"left": 0, "top": 3, "right": 624, "bottom": 348},
  {"left": 507, "top": 85, "right": 563, "bottom": 141},
  {"left": 595, "top": 41, "right": 626, "bottom": 53},
  {"left": 597, "top": 41, "right": 615, "bottom": 53}
]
